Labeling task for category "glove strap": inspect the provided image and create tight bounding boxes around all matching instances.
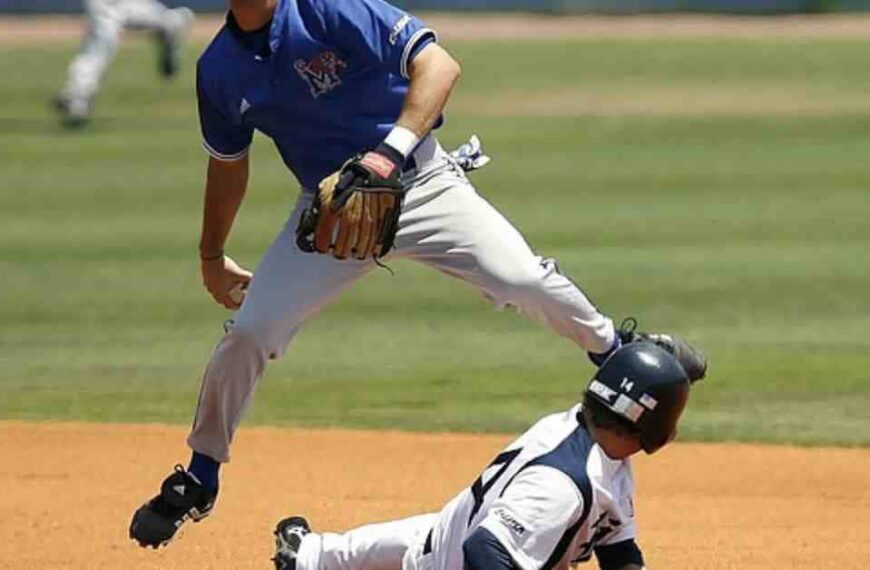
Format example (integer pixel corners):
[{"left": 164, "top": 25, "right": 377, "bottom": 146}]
[{"left": 368, "top": 143, "right": 404, "bottom": 175}]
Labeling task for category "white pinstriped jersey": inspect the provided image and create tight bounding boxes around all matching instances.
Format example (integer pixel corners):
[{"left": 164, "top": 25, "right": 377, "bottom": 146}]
[{"left": 427, "top": 404, "right": 639, "bottom": 570}]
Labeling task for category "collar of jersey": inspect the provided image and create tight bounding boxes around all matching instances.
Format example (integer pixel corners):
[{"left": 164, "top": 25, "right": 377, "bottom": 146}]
[{"left": 225, "top": 1, "right": 285, "bottom": 55}]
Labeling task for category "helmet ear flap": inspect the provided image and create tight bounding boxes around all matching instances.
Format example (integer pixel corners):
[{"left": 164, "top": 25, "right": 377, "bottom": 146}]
[{"left": 639, "top": 381, "right": 689, "bottom": 454}]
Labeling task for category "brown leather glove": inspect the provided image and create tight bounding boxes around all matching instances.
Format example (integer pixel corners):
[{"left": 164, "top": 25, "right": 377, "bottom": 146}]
[{"left": 296, "top": 147, "right": 404, "bottom": 260}]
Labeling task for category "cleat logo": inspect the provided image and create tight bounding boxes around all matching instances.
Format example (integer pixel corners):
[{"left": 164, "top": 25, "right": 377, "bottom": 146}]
[
  {"left": 294, "top": 52, "right": 347, "bottom": 98},
  {"left": 173, "top": 484, "right": 186, "bottom": 496},
  {"left": 239, "top": 98, "right": 251, "bottom": 115}
]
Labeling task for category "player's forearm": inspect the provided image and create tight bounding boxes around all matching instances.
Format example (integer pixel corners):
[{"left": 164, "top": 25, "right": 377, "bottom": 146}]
[
  {"left": 397, "top": 43, "right": 460, "bottom": 139},
  {"left": 199, "top": 156, "right": 249, "bottom": 258}
]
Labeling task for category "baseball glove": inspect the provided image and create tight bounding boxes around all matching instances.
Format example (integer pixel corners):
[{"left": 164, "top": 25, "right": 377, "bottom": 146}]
[{"left": 296, "top": 150, "right": 404, "bottom": 260}]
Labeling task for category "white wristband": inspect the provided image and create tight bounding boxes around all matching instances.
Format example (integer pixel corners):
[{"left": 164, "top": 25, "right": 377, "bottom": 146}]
[{"left": 383, "top": 126, "right": 421, "bottom": 159}]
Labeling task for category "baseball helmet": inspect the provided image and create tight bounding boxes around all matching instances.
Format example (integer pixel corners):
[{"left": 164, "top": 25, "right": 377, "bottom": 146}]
[{"left": 586, "top": 342, "right": 690, "bottom": 454}]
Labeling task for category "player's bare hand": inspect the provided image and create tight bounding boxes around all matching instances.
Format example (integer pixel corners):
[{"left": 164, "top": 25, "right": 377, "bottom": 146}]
[{"left": 200, "top": 254, "right": 253, "bottom": 310}]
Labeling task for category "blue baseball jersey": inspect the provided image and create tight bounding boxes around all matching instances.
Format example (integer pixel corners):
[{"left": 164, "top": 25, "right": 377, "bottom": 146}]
[{"left": 196, "top": 0, "right": 438, "bottom": 190}]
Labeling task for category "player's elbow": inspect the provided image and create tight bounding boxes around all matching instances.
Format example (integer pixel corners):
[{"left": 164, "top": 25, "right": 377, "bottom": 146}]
[
  {"left": 431, "top": 44, "right": 462, "bottom": 83},
  {"left": 446, "top": 53, "right": 461, "bottom": 83},
  {"left": 442, "top": 53, "right": 461, "bottom": 89}
]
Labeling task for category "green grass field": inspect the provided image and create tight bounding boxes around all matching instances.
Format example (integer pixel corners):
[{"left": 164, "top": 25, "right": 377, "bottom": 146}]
[{"left": 1, "top": 33, "right": 868, "bottom": 445}]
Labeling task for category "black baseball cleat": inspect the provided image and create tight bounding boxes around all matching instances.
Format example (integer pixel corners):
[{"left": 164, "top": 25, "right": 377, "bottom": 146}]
[
  {"left": 617, "top": 318, "right": 708, "bottom": 383},
  {"left": 52, "top": 93, "right": 91, "bottom": 128},
  {"left": 129, "top": 465, "right": 216, "bottom": 548},
  {"left": 272, "top": 516, "right": 311, "bottom": 570}
]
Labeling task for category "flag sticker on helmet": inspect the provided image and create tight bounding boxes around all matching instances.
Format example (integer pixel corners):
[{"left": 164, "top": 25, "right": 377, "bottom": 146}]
[
  {"left": 589, "top": 380, "right": 617, "bottom": 402},
  {"left": 613, "top": 394, "right": 645, "bottom": 422},
  {"left": 639, "top": 393, "right": 659, "bottom": 410}
]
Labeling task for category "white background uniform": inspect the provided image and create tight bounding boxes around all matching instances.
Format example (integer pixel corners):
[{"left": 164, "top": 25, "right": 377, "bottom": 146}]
[
  {"left": 60, "top": 0, "right": 191, "bottom": 102},
  {"left": 295, "top": 404, "right": 639, "bottom": 570},
  {"left": 188, "top": 139, "right": 617, "bottom": 462}
]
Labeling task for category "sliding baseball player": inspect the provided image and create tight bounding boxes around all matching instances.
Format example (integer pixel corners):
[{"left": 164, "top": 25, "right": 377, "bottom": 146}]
[{"left": 273, "top": 342, "right": 703, "bottom": 570}]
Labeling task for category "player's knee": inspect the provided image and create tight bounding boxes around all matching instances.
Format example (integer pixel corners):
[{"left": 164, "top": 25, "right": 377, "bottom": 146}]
[
  {"left": 223, "top": 319, "right": 289, "bottom": 361},
  {"left": 487, "top": 260, "right": 550, "bottom": 305}
]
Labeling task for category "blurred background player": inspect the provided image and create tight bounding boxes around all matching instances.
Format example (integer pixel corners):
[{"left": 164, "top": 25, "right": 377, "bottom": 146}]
[
  {"left": 272, "top": 342, "right": 702, "bottom": 570},
  {"left": 54, "top": 0, "right": 194, "bottom": 127}
]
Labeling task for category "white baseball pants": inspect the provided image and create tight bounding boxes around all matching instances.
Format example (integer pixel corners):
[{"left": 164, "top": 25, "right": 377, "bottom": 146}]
[
  {"left": 61, "top": 0, "right": 186, "bottom": 100},
  {"left": 188, "top": 137, "right": 616, "bottom": 462},
  {"left": 295, "top": 514, "right": 437, "bottom": 570}
]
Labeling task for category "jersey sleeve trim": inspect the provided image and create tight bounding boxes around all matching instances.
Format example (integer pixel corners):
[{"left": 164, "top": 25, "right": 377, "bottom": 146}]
[
  {"left": 202, "top": 139, "right": 250, "bottom": 162},
  {"left": 400, "top": 27, "right": 438, "bottom": 79},
  {"left": 463, "top": 527, "right": 524, "bottom": 570},
  {"left": 479, "top": 522, "right": 537, "bottom": 570}
]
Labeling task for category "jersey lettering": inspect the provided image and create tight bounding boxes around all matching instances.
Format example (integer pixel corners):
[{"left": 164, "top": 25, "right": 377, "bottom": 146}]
[{"left": 575, "top": 512, "right": 622, "bottom": 562}]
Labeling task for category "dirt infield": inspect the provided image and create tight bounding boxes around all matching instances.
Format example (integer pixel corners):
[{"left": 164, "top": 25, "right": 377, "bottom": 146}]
[
  {"left": 4, "top": 13, "right": 870, "bottom": 45},
  {"left": 1, "top": 422, "right": 868, "bottom": 569}
]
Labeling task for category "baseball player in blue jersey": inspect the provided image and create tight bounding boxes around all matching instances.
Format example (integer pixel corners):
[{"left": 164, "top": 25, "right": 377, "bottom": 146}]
[
  {"left": 128, "top": 0, "right": 707, "bottom": 549},
  {"left": 270, "top": 343, "right": 700, "bottom": 570}
]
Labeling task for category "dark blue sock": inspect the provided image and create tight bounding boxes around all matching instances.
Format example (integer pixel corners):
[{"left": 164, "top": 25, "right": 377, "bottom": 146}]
[
  {"left": 587, "top": 334, "right": 622, "bottom": 367},
  {"left": 188, "top": 451, "right": 221, "bottom": 492}
]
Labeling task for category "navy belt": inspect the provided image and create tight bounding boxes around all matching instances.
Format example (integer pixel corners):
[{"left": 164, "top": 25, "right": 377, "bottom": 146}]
[{"left": 402, "top": 154, "right": 418, "bottom": 174}]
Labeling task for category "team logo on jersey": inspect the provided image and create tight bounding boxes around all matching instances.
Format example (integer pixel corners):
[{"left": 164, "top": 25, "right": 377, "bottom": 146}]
[{"left": 294, "top": 52, "right": 347, "bottom": 98}]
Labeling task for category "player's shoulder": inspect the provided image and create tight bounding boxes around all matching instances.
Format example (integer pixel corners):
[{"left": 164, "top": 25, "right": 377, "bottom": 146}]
[
  {"left": 293, "top": 0, "right": 333, "bottom": 22},
  {"left": 196, "top": 24, "right": 239, "bottom": 85},
  {"left": 525, "top": 407, "right": 595, "bottom": 495},
  {"left": 523, "top": 405, "right": 587, "bottom": 446}
]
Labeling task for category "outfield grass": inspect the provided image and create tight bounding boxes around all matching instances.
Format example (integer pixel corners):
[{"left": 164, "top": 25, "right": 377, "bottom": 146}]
[{"left": 1, "top": 35, "right": 868, "bottom": 445}]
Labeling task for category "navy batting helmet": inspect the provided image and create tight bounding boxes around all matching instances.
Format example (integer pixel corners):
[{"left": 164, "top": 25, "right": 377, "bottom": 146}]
[{"left": 586, "top": 342, "right": 690, "bottom": 454}]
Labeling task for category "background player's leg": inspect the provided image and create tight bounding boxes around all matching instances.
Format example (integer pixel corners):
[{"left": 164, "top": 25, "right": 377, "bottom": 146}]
[
  {"left": 297, "top": 514, "right": 437, "bottom": 570},
  {"left": 395, "top": 160, "right": 616, "bottom": 356},
  {"left": 118, "top": 0, "right": 193, "bottom": 77},
  {"left": 187, "top": 195, "right": 373, "bottom": 466},
  {"left": 117, "top": 0, "right": 173, "bottom": 28},
  {"left": 57, "top": 0, "right": 123, "bottom": 124}
]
